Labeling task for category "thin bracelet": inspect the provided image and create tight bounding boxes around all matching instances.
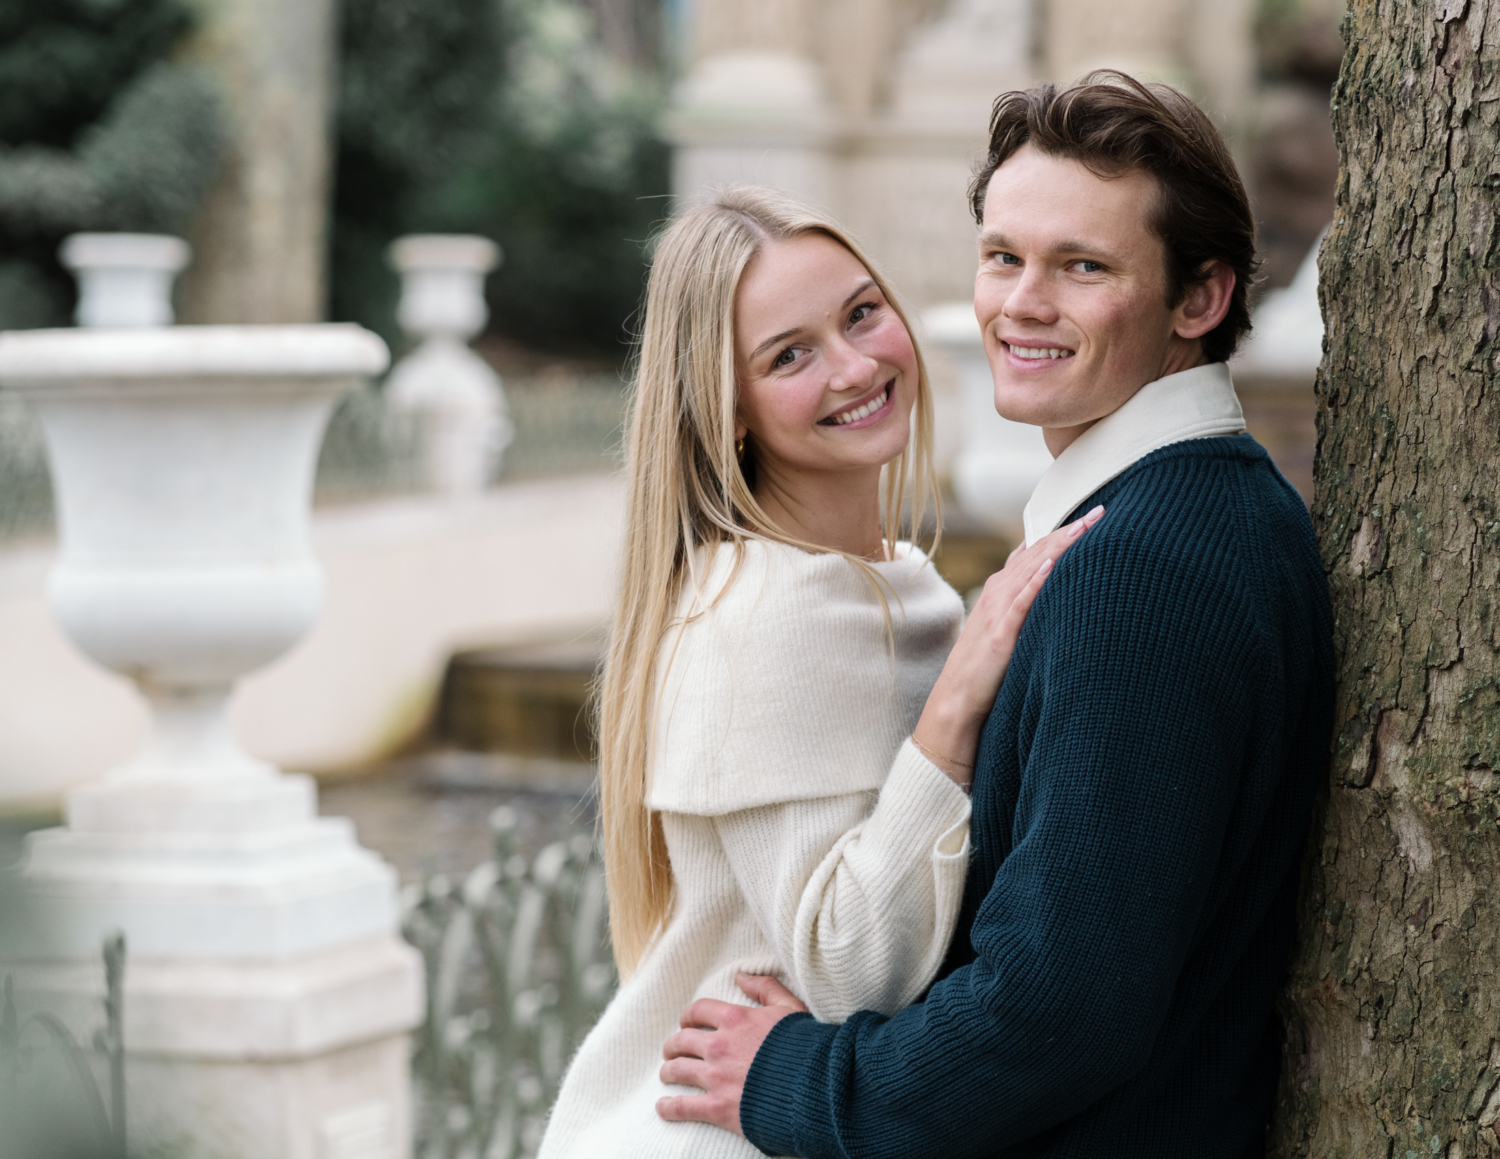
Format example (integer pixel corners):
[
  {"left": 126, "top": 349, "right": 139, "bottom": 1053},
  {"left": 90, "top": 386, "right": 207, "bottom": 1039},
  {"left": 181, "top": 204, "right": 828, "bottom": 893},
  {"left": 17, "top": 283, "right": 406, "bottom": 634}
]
[{"left": 911, "top": 734, "right": 974, "bottom": 771}]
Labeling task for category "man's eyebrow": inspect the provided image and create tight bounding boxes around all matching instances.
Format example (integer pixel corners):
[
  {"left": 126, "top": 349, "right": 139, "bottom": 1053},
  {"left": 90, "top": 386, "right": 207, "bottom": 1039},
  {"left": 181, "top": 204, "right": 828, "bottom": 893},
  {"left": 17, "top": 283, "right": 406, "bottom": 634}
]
[
  {"left": 979, "top": 232, "right": 1125, "bottom": 264},
  {"left": 748, "top": 280, "right": 879, "bottom": 361}
]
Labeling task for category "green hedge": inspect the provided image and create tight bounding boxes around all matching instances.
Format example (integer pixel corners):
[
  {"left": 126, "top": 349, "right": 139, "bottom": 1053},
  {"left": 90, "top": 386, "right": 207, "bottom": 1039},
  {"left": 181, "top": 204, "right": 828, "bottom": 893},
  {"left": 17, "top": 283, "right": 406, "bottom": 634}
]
[
  {"left": 332, "top": 0, "right": 670, "bottom": 360},
  {"left": 0, "top": 0, "right": 227, "bottom": 329}
]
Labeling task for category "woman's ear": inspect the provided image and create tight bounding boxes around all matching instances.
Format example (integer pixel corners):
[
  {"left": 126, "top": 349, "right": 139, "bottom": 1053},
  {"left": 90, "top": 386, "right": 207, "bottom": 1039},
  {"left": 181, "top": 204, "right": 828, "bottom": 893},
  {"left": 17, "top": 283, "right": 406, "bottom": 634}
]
[
  {"left": 1173, "top": 261, "right": 1236, "bottom": 342},
  {"left": 733, "top": 418, "right": 748, "bottom": 441}
]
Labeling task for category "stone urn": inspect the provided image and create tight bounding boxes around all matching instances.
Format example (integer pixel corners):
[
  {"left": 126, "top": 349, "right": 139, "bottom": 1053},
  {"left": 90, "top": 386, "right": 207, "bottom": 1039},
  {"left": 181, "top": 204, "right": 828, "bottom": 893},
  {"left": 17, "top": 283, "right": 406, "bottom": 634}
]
[
  {"left": 922, "top": 302, "right": 1053, "bottom": 542},
  {"left": 59, "top": 232, "right": 192, "bottom": 327},
  {"left": 387, "top": 234, "right": 512, "bottom": 496},
  {"left": 0, "top": 324, "right": 423, "bottom": 1159}
]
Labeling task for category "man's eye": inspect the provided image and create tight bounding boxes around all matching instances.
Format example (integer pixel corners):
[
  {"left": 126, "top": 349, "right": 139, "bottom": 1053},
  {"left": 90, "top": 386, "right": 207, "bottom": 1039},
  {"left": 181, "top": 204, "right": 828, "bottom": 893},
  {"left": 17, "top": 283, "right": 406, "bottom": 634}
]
[
  {"left": 1077, "top": 260, "right": 1104, "bottom": 273},
  {"left": 994, "top": 252, "right": 1021, "bottom": 266}
]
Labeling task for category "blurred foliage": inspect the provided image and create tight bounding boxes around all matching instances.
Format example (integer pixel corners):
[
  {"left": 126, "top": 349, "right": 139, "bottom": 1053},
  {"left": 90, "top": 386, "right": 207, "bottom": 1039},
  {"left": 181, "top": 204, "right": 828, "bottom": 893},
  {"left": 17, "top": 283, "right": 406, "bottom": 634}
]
[
  {"left": 333, "top": 0, "right": 670, "bottom": 360},
  {"left": 0, "top": 0, "right": 228, "bottom": 330}
]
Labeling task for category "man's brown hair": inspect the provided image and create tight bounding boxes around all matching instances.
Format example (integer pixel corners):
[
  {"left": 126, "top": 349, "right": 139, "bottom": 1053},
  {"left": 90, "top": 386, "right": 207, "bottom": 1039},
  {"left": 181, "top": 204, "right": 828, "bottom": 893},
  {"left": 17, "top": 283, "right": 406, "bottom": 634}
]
[{"left": 969, "top": 71, "right": 1258, "bottom": 364}]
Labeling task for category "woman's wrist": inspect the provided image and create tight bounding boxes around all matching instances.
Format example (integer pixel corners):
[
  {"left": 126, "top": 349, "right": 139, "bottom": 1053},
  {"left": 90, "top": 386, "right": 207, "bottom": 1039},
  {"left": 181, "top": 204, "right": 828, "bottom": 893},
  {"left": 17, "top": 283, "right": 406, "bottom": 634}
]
[
  {"left": 910, "top": 732, "right": 975, "bottom": 789},
  {"left": 910, "top": 708, "right": 981, "bottom": 789}
]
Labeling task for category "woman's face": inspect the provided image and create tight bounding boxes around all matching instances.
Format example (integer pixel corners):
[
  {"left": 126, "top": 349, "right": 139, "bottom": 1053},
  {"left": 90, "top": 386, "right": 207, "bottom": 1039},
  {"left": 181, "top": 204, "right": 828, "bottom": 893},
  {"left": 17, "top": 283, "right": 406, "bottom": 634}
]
[{"left": 733, "top": 234, "right": 918, "bottom": 485}]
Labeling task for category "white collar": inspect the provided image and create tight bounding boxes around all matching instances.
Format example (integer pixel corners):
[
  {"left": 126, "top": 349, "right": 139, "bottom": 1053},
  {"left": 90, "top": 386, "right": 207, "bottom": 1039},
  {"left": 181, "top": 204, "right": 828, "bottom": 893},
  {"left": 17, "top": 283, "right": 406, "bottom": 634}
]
[{"left": 1022, "top": 362, "right": 1245, "bottom": 545}]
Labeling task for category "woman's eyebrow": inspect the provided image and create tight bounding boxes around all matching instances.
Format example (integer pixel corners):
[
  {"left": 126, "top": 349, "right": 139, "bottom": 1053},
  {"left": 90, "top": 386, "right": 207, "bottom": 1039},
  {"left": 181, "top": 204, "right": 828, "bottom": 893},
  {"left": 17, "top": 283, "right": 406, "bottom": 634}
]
[
  {"left": 749, "top": 328, "right": 799, "bottom": 360},
  {"left": 748, "top": 280, "right": 878, "bottom": 362}
]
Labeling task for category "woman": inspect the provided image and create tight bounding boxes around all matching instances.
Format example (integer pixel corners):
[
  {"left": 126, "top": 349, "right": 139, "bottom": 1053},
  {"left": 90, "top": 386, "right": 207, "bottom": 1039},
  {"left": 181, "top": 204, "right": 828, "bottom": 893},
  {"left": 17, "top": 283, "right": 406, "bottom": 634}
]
[{"left": 538, "top": 188, "right": 1099, "bottom": 1158}]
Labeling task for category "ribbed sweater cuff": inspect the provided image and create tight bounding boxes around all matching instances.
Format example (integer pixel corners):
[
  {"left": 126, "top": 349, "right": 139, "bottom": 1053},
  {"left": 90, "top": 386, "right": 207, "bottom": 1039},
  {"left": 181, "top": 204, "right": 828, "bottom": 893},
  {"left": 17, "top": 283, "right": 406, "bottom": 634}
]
[
  {"left": 742, "top": 1011, "right": 839, "bottom": 1158},
  {"left": 882, "top": 738, "right": 972, "bottom": 855}
]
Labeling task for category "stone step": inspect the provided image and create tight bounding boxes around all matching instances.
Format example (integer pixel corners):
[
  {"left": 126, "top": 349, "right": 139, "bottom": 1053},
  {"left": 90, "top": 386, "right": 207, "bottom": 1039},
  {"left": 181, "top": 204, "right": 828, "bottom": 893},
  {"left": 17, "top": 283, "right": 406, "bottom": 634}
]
[{"left": 435, "top": 636, "right": 603, "bottom": 762}]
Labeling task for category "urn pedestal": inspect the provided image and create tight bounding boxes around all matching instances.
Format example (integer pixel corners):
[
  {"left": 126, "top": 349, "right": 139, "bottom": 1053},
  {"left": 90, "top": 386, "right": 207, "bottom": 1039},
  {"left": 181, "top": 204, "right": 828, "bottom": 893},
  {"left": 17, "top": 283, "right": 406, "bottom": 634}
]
[
  {"left": 0, "top": 325, "right": 423, "bottom": 1159},
  {"left": 386, "top": 235, "right": 512, "bottom": 497},
  {"left": 59, "top": 233, "right": 192, "bottom": 328}
]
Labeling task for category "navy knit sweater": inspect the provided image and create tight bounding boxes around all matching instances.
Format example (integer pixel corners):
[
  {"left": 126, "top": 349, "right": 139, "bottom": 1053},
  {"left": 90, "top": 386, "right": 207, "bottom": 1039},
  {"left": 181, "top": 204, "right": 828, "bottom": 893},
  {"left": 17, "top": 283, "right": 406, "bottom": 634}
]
[{"left": 741, "top": 435, "right": 1334, "bottom": 1159}]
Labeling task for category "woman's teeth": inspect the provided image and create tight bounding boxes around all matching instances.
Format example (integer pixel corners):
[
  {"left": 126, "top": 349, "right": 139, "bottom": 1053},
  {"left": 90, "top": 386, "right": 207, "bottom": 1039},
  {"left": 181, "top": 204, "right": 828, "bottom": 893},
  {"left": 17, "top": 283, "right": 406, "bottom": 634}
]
[
  {"left": 826, "top": 384, "right": 890, "bottom": 425},
  {"left": 1011, "top": 345, "right": 1073, "bottom": 360}
]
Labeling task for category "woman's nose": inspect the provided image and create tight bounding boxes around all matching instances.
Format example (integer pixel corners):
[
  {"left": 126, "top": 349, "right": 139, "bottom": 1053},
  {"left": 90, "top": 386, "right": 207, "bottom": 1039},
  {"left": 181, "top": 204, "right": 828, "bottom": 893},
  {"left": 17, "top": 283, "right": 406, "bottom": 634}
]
[{"left": 826, "top": 337, "right": 878, "bottom": 392}]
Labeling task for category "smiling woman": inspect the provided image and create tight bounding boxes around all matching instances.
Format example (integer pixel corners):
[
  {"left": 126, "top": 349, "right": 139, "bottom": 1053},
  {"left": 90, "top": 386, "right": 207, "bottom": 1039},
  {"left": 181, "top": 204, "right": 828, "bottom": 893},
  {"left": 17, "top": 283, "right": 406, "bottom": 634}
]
[{"left": 533, "top": 187, "right": 1101, "bottom": 1159}]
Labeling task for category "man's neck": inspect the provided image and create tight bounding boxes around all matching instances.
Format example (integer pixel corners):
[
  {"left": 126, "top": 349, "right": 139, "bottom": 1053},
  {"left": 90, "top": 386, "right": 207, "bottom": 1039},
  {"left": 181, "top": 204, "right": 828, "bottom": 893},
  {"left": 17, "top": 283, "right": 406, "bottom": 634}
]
[{"left": 1042, "top": 345, "right": 1210, "bottom": 459}]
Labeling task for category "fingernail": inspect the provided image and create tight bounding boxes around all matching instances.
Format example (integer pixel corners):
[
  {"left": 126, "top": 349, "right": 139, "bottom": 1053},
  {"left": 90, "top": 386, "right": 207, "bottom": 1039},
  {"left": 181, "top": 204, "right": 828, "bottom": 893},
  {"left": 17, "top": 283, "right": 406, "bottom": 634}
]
[
  {"left": 1086, "top": 505, "right": 1104, "bottom": 521},
  {"left": 1037, "top": 557, "right": 1054, "bottom": 576}
]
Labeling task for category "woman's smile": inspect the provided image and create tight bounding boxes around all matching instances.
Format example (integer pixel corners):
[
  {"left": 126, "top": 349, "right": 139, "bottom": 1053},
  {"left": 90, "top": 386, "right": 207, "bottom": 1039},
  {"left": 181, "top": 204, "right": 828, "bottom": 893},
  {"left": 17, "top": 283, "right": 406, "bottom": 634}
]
[{"left": 820, "top": 380, "right": 894, "bottom": 428}]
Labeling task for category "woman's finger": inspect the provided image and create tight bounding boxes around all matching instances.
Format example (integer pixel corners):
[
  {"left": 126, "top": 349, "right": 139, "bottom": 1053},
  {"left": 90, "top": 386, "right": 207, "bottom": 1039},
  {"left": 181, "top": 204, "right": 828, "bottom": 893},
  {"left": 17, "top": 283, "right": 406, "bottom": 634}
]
[
  {"left": 1002, "top": 557, "right": 1055, "bottom": 631},
  {"left": 1027, "top": 505, "right": 1104, "bottom": 560}
]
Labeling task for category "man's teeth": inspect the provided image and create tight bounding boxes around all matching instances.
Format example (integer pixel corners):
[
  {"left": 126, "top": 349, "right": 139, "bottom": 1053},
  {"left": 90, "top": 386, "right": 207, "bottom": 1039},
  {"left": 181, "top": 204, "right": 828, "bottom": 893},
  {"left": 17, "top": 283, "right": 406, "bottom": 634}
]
[
  {"left": 1011, "top": 346, "right": 1073, "bottom": 360},
  {"left": 828, "top": 386, "right": 889, "bottom": 425}
]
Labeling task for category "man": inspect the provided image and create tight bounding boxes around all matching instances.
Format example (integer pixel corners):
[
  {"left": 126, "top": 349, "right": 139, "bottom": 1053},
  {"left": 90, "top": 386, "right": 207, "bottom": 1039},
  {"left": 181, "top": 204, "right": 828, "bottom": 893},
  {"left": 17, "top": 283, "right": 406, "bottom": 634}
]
[{"left": 655, "top": 73, "right": 1335, "bottom": 1157}]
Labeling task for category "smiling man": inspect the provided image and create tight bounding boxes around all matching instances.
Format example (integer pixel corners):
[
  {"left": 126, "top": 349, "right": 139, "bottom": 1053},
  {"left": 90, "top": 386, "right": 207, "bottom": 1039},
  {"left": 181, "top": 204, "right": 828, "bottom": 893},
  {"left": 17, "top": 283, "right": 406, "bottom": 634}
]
[{"left": 656, "top": 73, "right": 1336, "bottom": 1158}]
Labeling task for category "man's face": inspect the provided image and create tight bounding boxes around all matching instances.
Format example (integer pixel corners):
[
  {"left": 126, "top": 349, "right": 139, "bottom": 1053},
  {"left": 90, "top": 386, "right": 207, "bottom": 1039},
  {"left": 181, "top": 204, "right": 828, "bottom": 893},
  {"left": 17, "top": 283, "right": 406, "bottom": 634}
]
[{"left": 974, "top": 144, "right": 1209, "bottom": 454}]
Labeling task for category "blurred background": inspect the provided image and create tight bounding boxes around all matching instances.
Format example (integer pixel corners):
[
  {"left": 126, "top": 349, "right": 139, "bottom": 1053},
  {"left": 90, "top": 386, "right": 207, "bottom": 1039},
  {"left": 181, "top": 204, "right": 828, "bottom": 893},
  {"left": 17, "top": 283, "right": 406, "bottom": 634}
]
[
  {"left": 0, "top": 0, "right": 1344, "bottom": 908},
  {"left": 0, "top": 0, "right": 1345, "bottom": 877},
  {"left": 0, "top": 3, "right": 1344, "bottom": 1155}
]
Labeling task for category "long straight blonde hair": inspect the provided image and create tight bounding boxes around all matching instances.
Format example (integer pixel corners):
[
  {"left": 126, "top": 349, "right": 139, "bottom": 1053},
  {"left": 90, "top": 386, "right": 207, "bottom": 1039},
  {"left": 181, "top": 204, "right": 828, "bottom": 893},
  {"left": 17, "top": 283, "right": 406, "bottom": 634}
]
[{"left": 598, "top": 186, "right": 941, "bottom": 975}]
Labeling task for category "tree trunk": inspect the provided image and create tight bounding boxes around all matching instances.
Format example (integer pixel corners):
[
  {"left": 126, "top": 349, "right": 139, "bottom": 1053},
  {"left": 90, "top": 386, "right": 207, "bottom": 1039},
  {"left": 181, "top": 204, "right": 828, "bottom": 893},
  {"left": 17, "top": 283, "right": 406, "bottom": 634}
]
[{"left": 1271, "top": 2, "right": 1500, "bottom": 1156}]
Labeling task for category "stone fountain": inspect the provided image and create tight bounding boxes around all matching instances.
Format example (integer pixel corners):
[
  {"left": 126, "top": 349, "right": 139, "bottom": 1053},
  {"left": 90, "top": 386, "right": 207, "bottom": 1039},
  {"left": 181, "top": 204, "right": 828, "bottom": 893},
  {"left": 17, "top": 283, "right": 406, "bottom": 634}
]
[{"left": 0, "top": 324, "right": 423, "bottom": 1159}]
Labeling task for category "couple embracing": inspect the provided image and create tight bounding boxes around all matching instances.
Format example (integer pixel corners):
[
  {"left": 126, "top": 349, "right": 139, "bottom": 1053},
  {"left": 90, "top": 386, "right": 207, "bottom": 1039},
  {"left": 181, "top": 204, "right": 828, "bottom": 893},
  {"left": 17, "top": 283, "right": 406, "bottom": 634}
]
[{"left": 540, "top": 72, "right": 1334, "bottom": 1159}]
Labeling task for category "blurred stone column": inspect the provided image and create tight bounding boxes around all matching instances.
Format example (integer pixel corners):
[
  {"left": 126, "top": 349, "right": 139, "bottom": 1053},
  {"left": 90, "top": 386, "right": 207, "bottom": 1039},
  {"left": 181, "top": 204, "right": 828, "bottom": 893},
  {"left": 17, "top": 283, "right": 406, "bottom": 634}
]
[
  {"left": 667, "top": 0, "right": 838, "bottom": 209},
  {"left": 176, "top": 0, "right": 337, "bottom": 323},
  {"left": 1040, "top": 0, "right": 1255, "bottom": 137}
]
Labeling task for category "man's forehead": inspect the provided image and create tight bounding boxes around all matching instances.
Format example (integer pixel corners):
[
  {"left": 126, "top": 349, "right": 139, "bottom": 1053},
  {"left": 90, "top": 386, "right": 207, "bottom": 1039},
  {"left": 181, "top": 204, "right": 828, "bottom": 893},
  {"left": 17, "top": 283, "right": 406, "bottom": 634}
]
[{"left": 980, "top": 149, "right": 1160, "bottom": 248}]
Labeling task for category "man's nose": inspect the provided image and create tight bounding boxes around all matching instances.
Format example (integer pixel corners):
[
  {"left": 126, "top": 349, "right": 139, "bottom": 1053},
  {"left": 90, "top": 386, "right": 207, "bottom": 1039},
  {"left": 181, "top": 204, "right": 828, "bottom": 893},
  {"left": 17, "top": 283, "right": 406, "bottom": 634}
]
[{"left": 1003, "top": 265, "right": 1060, "bottom": 325}]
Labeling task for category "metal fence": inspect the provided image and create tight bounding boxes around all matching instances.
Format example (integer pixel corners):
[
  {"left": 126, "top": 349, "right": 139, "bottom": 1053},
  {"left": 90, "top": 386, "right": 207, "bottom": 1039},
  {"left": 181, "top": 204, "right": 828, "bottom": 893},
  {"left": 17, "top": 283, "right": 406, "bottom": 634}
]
[
  {"left": 0, "top": 932, "right": 126, "bottom": 1159},
  {"left": 402, "top": 805, "right": 616, "bottom": 1159}
]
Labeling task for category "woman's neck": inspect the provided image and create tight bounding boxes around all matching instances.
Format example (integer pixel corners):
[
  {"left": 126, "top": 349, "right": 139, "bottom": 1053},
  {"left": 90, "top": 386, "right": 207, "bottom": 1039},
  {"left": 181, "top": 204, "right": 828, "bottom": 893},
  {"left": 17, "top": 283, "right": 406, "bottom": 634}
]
[{"left": 752, "top": 463, "right": 886, "bottom": 560}]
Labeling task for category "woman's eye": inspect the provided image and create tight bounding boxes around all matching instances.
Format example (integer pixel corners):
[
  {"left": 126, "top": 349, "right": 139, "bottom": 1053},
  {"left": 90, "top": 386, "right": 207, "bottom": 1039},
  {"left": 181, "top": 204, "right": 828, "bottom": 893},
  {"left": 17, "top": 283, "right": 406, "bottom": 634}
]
[
  {"left": 772, "top": 347, "right": 799, "bottom": 368},
  {"left": 848, "top": 302, "right": 877, "bottom": 325}
]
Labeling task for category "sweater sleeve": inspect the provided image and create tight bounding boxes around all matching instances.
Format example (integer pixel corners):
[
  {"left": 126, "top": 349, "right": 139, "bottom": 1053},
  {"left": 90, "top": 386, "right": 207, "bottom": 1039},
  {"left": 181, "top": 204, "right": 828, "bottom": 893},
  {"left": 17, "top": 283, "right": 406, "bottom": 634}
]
[
  {"left": 711, "top": 739, "right": 971, "bottom": 1023},
  {"left": 740, "top": 539, "right": 1265, "bottom": 1159}
]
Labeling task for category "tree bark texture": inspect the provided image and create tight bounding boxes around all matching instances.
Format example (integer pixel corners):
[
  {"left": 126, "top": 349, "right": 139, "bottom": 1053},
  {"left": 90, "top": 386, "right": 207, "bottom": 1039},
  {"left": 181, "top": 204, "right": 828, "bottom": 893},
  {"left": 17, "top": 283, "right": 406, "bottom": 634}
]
[{"left": 1272, "top": 2, "right": 1500, "bottom": 1156}]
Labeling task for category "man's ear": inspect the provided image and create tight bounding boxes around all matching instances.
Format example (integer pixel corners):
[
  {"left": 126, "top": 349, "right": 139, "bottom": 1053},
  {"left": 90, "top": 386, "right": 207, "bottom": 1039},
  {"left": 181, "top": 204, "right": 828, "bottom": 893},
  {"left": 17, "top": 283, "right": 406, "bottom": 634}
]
[{"left": 1173, "top": 262, "right": 1236, "bottom": 342}]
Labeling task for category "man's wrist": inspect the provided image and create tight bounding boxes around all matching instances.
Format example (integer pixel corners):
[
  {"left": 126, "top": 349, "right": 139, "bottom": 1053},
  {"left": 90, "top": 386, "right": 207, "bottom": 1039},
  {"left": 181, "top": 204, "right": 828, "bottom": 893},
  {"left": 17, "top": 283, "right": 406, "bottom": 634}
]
[{"left": 740, "top": 1011, "right": 829, "bottom": 1157}]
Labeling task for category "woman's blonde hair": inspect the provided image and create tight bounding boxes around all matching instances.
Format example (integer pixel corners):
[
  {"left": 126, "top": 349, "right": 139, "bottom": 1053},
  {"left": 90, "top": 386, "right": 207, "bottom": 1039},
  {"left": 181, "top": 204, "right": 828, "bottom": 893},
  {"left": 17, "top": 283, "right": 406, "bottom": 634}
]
[{"left": 597, "top": 186, "right": 941, "bottom": 975}]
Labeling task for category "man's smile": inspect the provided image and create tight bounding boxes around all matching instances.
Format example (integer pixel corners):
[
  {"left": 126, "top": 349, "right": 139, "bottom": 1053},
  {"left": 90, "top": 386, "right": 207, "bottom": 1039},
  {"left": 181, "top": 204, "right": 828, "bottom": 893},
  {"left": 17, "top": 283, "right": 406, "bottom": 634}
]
[{"left": 1003, "top": 340, "right": 1076, "bottom": 362}]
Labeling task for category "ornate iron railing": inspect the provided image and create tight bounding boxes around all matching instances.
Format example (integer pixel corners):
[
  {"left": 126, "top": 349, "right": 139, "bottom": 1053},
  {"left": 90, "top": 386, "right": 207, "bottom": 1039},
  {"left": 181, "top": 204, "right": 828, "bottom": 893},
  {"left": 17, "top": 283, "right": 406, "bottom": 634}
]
[
  {"left": 403, "top": 805, "right": 616, "bottom": 1159},
  {"left": 0, "top": 931, "right": 127, "bottom": 1159}
]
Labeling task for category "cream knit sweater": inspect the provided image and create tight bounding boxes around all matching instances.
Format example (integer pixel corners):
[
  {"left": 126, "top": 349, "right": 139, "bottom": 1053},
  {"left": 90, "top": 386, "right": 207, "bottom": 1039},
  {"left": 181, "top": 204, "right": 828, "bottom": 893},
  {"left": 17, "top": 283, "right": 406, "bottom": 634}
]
[{"left": 538, "top": 539, "right": 970, "bottom": 1159}]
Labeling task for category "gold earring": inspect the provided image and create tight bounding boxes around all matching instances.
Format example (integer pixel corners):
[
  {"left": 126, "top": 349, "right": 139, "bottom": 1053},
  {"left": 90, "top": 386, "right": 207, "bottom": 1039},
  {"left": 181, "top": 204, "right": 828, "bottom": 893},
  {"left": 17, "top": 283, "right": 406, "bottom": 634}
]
[{"left": 735, "top": 437, "right": 745, "bottom": 462}]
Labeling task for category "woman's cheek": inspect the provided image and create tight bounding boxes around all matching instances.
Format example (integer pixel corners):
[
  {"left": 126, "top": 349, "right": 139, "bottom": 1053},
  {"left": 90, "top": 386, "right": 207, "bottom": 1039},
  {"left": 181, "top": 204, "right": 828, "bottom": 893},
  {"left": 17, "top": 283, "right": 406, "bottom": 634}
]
[{"left": 860, "top": 317, "right": 917, "bottom": 377}]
